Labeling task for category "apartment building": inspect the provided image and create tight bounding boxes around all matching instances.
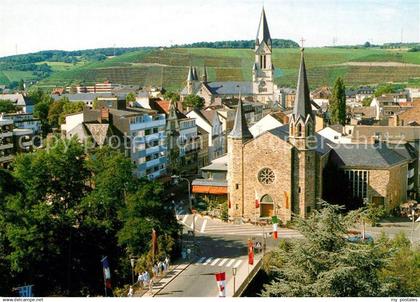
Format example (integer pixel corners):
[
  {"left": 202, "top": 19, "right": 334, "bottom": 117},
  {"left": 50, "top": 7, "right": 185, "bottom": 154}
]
[{"left": 0, "top": 114, "right": 14, "bottom": 167}]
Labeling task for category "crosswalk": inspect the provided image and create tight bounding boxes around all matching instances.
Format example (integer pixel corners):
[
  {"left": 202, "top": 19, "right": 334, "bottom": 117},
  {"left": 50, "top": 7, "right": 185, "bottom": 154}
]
[
  {"left": 178, "top": 214, "right": 301, "bottom": 238},
  {"left": 194, "top": 256, "right": 243, "bottom": 268}
]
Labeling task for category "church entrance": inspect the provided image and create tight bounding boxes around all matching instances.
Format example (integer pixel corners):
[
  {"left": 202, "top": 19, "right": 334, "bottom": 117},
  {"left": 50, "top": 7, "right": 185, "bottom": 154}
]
[{"left": 260, "top": 195, "right": 274, "bottom": 218}]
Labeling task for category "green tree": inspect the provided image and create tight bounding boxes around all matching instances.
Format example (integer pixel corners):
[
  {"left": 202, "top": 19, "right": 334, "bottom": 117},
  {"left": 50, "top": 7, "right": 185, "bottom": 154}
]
[
  {"left": 262, "top": 202, "right": 393, "bottom": 297},
  {"left": 47, "top": 99, "right": 66, "bottom": 128},
  {"left": 18, "top": 79, "right": 25, "bottom": 91},
  {"left": 60, "top": 101, "right": 84, "bottom": 124},
  {"left": 0, "top": 100, "right": 16, "bottom": 113},
  {"left": 183, "top": 95, "right": 205, "bottom": 110},
  {"left": 126, "top": 92, "right": 136, "bottom": 105},
  {"left": 374, "top": 83, "right": 404, "bottom": 97},
  {"left": 164, "top": 91, "right": 180, "bottom": 103},
  {"left": 118, "top": 180, "right": 180, "bottom": 258},
  {"left": 329, "top": 77, "right": 347, "bottom": 125},
  {"left": 377, "top": 233, "right": 420, "bottom": 296},
  {"left": 34, "top": 100, "right": 52, "bottom": 135},
  {"left": 362, "top": 97, "right": 373, "bottom": 107}
]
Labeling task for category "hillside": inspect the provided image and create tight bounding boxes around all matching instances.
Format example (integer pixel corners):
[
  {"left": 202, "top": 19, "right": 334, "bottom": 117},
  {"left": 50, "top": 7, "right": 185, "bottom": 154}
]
[{"left": 2, "top": 47, "right": 420, "bottom": 91}]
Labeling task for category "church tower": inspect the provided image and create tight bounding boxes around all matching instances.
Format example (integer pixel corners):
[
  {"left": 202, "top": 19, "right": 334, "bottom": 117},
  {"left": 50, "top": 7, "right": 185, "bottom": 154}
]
[
  {"left": 227, "top": 98, "right": 253, "bottom": 220},
  {"left": 252, "top": 7, "right": 274, "bottom": 104},
  {"left": 289, "top": 48, "right": 317, "bottom": 218}
]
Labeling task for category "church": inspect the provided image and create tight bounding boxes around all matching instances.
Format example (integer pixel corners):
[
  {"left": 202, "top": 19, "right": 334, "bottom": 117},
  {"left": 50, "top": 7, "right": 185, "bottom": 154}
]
[
  {"left": 227, "top": 48, "right": 327, "bottom": 224},
  {"left": 180, "top": 8, "right": 280, "bottom": 105},
  {"left": 226, "top": 48, "right": 415, "bottom": 224}
]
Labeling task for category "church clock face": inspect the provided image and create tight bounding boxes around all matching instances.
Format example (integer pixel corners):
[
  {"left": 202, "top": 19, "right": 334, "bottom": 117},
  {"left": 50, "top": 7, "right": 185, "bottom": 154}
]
[{"left": 258, "top": 168, "right": 275, "bottom": 185}]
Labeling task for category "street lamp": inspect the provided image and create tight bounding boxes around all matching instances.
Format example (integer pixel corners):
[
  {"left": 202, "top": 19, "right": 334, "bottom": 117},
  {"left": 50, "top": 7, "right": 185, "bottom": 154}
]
[
  {"left": 232, "top": 267, "right": 237, "bottom": 296},
  {"left": 130, "top": 258, "right": 135, "bottom": 285}
]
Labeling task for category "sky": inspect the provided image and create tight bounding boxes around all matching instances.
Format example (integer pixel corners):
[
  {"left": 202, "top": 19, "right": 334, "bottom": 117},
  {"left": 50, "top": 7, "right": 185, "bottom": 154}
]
[{"left": 0, "top": 0, "right": 419, "bottom": 57}]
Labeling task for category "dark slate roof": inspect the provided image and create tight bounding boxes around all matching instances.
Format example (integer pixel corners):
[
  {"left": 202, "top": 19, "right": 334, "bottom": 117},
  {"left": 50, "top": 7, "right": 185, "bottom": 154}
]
[
  {"left": 331, "top": 143, "right": 410, "bottom": 169},
  {"left": 329, "top": 124, "right": 344, "bottom": 133},
  {"left": 256, "top": 7, "right": 271, "bottom": 46},
  {"left": 229, "top": 99, "right": 253, "bottom": 139},
  {"left": 268, "top": 124, "right": 335, "bottom": 155},
  {"left": 388, "top": 143, "right": 418, "bottom": 161},
  {"left": 192, "top": 67, "right": 198, "bottom": 81},
  {"left": 292, "top": 49, "right": 312, "bottom": 121},
  {"left": 206, "top": 81, "right": 253, "bottom": 95}
]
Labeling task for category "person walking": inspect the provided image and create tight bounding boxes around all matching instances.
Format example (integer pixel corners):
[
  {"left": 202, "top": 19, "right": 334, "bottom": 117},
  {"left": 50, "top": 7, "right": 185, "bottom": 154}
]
[
  {"left": 137, "top": 272, "right": 144, "bottom": 289},
  {"left": 127, "top": 286, "right": 133, "bottom": 297},
  {"left": 165, "top": 256, "right": 170, "bottom": 269}
]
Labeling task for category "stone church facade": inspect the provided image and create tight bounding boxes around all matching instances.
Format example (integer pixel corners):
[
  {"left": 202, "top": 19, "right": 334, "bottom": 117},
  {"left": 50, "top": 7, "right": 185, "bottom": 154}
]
[
  {"left": 181, "top": 8, "right": 279, "bottom": 106},
  {"left": 227, "top": 49, "right": 330, "bottom": 224}
]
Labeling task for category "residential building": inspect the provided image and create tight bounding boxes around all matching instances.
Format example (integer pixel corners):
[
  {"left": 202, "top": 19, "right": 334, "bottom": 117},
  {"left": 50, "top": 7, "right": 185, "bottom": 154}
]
[
  {"left": 197, "top": 126, "right": 210, "bottom": 169},
  {"left": 65, "top": 81, "right": 116, "bottom": 93},
  {"left": 192, "top": 155, "right": 228, "bottom": 204},
  {"left": 62, "top": 106, "right": 167, "bottom": 180},
  {"left": 318, "top": 124, "right": 352, "bottom": 144},
  {"left": 4, "top": 112, "right": 41, "bottom": 134},
  {"left": 187, "top": 109, "right": 224, "bottom": 161},
  {"left": 0, "top": 93, "right": 34, "bottom": 113},
  {"left": 0, "top": 114, "right": 14, "bottom": 167}
]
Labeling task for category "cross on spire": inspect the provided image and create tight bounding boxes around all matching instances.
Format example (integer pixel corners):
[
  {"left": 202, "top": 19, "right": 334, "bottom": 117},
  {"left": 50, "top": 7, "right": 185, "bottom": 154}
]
[{"left": 300, "top": 37, "right": 306, "bottom": 48}]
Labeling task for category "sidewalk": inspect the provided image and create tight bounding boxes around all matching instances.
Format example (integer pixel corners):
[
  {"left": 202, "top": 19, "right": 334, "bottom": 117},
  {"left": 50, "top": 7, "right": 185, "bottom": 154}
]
[{"left": 139, "top": 262, "right": 190, "bottom": 297}]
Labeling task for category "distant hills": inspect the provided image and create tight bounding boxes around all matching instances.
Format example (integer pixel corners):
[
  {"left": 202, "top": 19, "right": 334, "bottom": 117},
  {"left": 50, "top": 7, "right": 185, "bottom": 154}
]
[{"left": 0, "top": 41, "right": 420, "bottom": 91}]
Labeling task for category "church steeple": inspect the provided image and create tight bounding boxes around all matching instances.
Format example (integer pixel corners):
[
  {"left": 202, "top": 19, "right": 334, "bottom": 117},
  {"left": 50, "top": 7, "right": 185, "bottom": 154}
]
[
  {"left": 228, "top": 98, "right": 252, "bottom": 140},
  {"left": 187, "top": 66, "right": 194, "bottom": 82},
  {"left": 256, "top": 7, "right": 271, "bottom": 47},
  {"left": 292, "top": 48, "right": 312, "bottom": 121},
  {"left": 289, "top": 48, "right": 314, "bottom": 146}
]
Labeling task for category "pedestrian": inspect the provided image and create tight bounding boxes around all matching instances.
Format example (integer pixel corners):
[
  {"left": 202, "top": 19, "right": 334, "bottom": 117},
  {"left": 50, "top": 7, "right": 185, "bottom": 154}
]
[
  {"left": 143, "top": 271, "right": 149, "bottom": 288},
  {"left": 137, "top": 272, "right": 144, "bottom": 289},
  {"left": 162, "top": 261, "right": 167, "bottom": 273},
  {"left": 153, "top": 263, "right": 158, "bottom": 278},
  {"left": 165, "top": 256, "right": 170, "bottom": 268},
  {"left": 127, "top": 285, "right": 133, "bottom": 297}
]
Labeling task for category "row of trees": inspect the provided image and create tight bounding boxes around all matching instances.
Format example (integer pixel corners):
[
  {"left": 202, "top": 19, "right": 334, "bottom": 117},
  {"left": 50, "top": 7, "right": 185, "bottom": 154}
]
[
  {"left": 262, "top": 203, "right": 420, "bottom": 297},
  {"left": 164, "top": 91, "right": 205, "bottom": 110},
  {"left": 0, "top": 137, "right": 180, "bottom": 296},
  {"left": 173, "top": 39, "right": 299, "bottom": 49}
]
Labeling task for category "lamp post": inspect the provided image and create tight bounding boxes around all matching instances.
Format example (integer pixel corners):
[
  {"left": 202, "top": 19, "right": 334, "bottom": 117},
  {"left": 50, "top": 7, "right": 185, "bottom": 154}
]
[
  {"left": 232, "top": 267, "right": 237, "bottom": 296},
  {"left": 130, "top": 258, "right": 135, "bottom": 285}
]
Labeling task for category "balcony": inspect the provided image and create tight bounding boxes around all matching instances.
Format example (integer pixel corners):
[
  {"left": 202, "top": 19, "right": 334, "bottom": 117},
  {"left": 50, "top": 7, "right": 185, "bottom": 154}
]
[
  {"left": 0, "top": 154, "right": 14, "bottom": 163},
  {"left": 0, "top": 143, "right": 13, "bottom": 150},
  {"left": 0, "top": 132, "right": 13, "bottom": 138}
]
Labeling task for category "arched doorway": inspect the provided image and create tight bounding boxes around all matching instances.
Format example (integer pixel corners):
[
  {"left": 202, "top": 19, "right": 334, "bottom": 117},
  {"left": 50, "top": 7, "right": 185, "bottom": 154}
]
[{"left": 260, "top": 194, "right": 274, "bottom": 217}]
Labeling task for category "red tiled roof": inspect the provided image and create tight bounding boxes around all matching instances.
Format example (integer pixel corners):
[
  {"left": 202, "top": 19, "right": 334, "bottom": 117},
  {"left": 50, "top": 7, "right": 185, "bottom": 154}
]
[{"left": 154, "top": 100, "right": 171, "bottom": 114}]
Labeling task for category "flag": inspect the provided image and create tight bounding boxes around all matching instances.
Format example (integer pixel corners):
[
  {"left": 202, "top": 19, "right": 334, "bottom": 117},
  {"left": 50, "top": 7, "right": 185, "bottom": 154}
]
[
  {"left": 215, "top": 272, "right": 226, "bottom": 297},
  {"left": 255, "top": 191, "right": 260, "bottom": 208},
  {"left": 272, "top": 216, "right": 279, "bottom": 239},
  {"left": 152, "top": 229, "right": 158, "bottom": 259},
  {"left": 248, "top": 239, "right": 254, "bottom": 265},
  {"left": 101, "top": 256, "right": 112, "bottom": 289}
]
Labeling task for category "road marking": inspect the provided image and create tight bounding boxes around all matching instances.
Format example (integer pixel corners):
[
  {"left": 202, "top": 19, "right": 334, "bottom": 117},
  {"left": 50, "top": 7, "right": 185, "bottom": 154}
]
[
  {"left": 200, "top": 219, "right": 207, "bottom": 233},
  {"left": 226, "top": 259, "right": 236, "bottom": 267},
  {"left": 233, "top": 260, "right": 243, "bottom": 268},
  {"left": 182, "top": 215, "right": 188, "bottom": 224},
  {"left": 210, "top": 258, "right": 221, "bottom": 266},
  {"left": 203, "top": 257, "right": 213, "bottom": 265},
  {"left": 197, "top": 257, "right": 206, "bottom": 264},
  {"left": 218, "top": 258, "right": 229, "bottom": 266}
]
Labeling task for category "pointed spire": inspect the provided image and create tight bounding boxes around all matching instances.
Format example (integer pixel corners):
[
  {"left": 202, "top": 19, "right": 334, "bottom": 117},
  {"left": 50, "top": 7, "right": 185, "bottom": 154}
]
[
  {"left": 256, "top": 7, "right": 271, "bottom": 47},
  {"left": 187, "top": 66, "right": 194, "bottom": 81},
  {"left": 202, "top": 65, "right": 208, "bottom": 82},
  {"left": 192, "top": 67, "right": 198, "bottom": 81},
  {"left": 229, "top": 97, "right": 253, "bottom": 140},
  {"left": 292, "top": 48, "right": 312, "bottom": 120}
]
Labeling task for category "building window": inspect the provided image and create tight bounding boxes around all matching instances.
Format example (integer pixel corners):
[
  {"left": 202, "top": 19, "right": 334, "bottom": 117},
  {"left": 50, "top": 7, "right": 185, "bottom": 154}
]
[
  {"left": 258, "top": 168, "right": 275, "bottom": 185},
  {"left": 344, "top": 170, "right": 369, "bottom": 199}
]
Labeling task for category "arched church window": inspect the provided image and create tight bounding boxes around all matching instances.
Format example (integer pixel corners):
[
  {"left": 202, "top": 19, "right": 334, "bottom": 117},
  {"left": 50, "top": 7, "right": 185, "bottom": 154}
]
[
  {"left": 297, "top": 123, "right": 302, "bottom": 137},
  {"left": 258, "top": 168, "right": 275, "bottom": 185}
]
